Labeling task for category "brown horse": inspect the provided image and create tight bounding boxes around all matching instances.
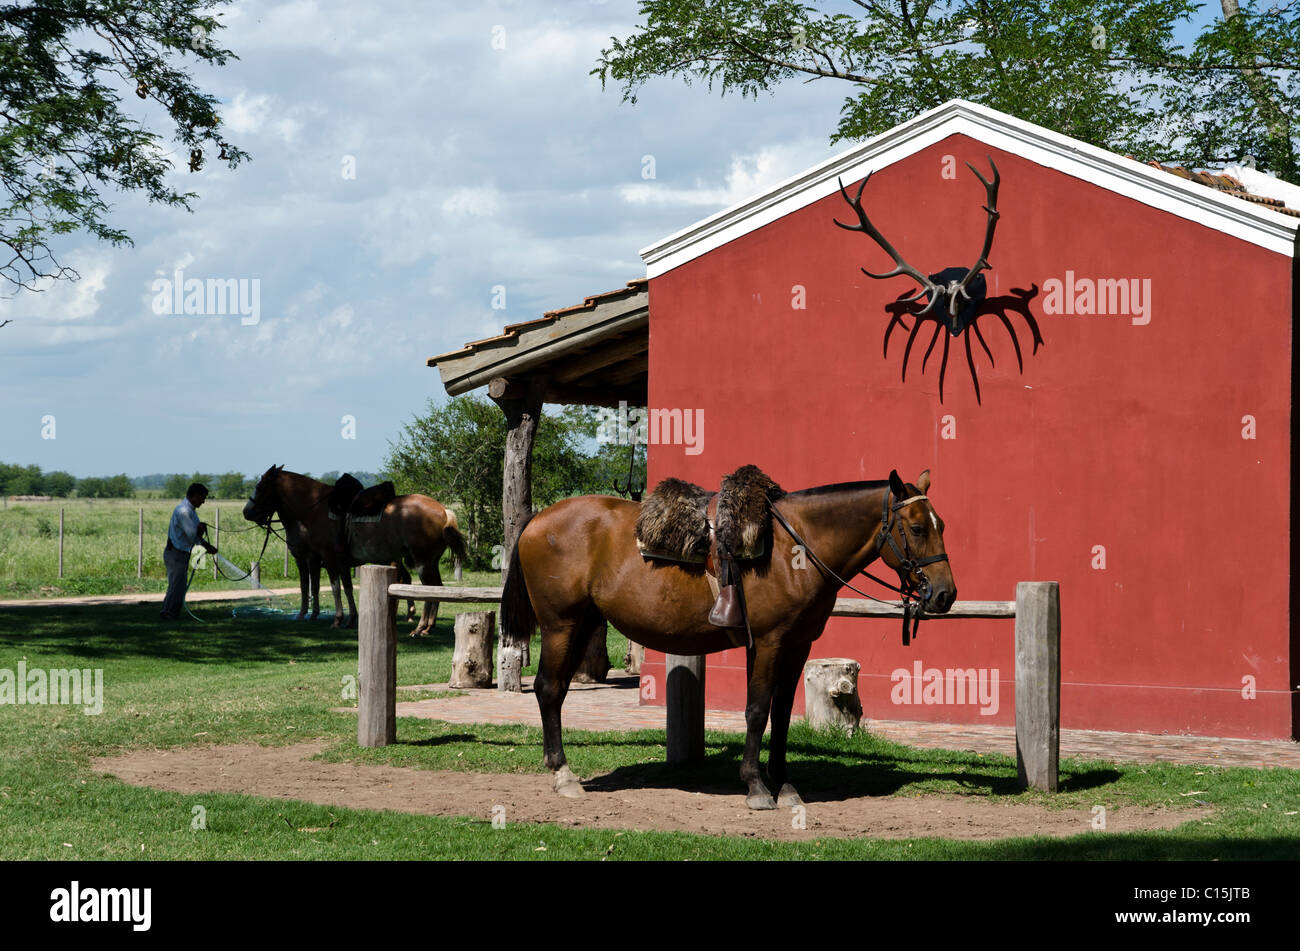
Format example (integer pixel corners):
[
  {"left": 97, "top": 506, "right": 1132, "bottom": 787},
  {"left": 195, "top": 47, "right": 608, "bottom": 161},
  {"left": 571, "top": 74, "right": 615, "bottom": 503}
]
[
  {"left": 243, "top": 466, "right": 466, "bottom": 634},
  {"left": 502, "top": 469, "right": 956, "bottom": 809}
]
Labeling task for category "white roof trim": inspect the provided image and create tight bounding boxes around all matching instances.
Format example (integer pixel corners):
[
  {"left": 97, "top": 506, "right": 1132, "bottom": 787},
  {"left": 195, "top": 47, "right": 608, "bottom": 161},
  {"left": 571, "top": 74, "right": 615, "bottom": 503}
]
[{"left": 639, "top": 99, "right": 1299, "bottom": 277}]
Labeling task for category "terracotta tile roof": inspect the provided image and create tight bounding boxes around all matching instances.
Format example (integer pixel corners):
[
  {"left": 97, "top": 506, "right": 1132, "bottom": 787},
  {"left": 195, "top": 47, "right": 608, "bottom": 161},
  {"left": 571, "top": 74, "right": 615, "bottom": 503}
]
[
  {"left": 1137, "top": 158, "right": 1300, "bottom": 218},
  {"left": 428, "top": 278, "right": 647, "bottom": 366}
]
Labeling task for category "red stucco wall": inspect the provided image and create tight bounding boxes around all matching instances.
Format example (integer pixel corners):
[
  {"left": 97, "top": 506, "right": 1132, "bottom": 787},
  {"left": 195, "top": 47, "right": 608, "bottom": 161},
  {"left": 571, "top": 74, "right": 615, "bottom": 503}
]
[{"left": 639, "top": 133, "right": 1295, "bottom": 740}]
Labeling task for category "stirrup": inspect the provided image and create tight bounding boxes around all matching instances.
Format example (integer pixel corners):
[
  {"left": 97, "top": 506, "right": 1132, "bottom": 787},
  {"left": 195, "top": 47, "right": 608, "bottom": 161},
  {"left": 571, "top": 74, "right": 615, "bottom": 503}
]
[{"left": 708, "top": 585, "right": 745, "bottom": 628}]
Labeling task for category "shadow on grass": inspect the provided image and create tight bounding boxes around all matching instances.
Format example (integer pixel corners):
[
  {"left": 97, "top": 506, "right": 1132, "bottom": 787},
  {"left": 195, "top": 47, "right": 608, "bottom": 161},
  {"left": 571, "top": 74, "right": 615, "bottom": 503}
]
[
  {"left": 395, "top": 720, "right": 1123, "bottom": 804},
  {"left": 0, "top": 601, "right": 459, "bottom": 666}
]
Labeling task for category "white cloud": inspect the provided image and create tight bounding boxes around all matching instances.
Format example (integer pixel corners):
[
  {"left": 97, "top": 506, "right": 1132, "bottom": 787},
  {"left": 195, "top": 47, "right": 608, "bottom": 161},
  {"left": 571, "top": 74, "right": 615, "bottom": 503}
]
[
  {"left": 620, "top": 142, "right": 831, "bottom": 210},
  {"left": 441, "top": 186, "right": 503, "bottom": 219},
  {"left": 224, "top": 91, "right": 272, "bottom": 134}
]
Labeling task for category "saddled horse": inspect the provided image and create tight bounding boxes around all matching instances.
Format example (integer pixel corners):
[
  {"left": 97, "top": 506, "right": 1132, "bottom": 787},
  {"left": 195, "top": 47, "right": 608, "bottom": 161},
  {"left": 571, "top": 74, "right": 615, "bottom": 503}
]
[
  {"left": 243, "top": 465, "right": 466, "bottom": 634},
  {"left": 502, "top": 469, "right": 956, "bottom": 809}
]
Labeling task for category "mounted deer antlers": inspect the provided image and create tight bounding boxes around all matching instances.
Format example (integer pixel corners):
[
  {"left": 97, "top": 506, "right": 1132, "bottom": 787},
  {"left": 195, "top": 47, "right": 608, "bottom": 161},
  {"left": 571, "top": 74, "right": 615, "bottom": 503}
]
[
  {"left": 835, "top": 157, "right": 1042, "bottom": 404},
  {"left": 834, "top": 158, "right": 1000, "bottom": 330}
]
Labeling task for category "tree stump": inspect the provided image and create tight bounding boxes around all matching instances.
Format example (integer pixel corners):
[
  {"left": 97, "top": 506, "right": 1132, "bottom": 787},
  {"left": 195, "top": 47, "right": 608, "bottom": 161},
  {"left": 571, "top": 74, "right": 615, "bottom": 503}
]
[
  {"left": 623, "top": 640, "right": 645, "bottom": 676},
  {"left": 803, "top": 658, "right": 862, "bottom": 735},
  {"left": 449, "top": 611, "right": 495, "bottom": 688},
  {"left": 573, "top": 626, "right": 610, "bottom": 684},
  {"left": 497, "top": 641, "right": 523, "bottom": 693}
]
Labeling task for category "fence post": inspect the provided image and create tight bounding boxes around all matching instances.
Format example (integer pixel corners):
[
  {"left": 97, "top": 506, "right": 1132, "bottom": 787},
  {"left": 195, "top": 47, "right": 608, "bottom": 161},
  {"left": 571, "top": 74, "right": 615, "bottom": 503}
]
[
  {"left": 358, "top": 564, "right": 398, "bottom": 747},
  {"left": 665, "top": 654, "right": 706, "bottom": 765},
  {"left": 284, "top": 541, "right": 289, "bottom": 576},
  {"left": 137, "top": 507, "right": 144, "bottom": 579},
  {"left": 212, "top": 506, "right": 219, "bottom": 581},
  {"left": 1015, "top": 581, "right": 1060, "bottom": 792},
  {"left": 58, "top": 507, "right": 64, "bottom": 579}
]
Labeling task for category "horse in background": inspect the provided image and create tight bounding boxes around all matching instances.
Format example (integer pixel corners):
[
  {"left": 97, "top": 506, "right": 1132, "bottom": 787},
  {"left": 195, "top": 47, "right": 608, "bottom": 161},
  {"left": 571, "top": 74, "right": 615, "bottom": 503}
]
[{"left": 243, "top": 466, "right": 466, "bottom": 634}]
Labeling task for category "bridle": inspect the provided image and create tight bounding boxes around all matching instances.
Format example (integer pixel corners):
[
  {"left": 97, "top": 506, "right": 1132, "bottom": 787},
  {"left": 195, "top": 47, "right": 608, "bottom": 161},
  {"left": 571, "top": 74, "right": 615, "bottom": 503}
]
[
  {"left": 767, "top": 486, "right": 949, "bottom": 646},
  {"left": 875, "top": 490, "right": 949, "bottom": 615}
]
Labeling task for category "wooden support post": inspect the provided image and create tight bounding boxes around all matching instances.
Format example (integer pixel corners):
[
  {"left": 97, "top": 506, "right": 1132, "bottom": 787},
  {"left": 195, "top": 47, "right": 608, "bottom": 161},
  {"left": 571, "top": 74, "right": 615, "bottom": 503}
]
[
  {"left": 1015, "top": 581, "right": 1060, "bottom": 792},
  {"left": 491, "top": 375, "right": 545, "bottom": 581},
  {"left": 358, "top": 564, "right": 398, "bottom": 747},
  {"left": 213, "top": 506, "right": 219, "bottom": 580},
  {"left": 665, "top": 654, "right": 705, "bottom": 765},
  {"left": 492, "top": 375, "right": 544, "bottom": 668},
  {"left": 450, "top": 611, "right": 496, "bottom": 688},
  {"left": 58, "top": 507, "right": 64, "bottom": 579},
  {"left": 284, "top": 541, "right": 289, "bottom": 576},
  {"left": 137, "top": 507, "right": 144, "bottom": 579},
  {"left": 803, "top": 658, "right": 863, "bottom": 735}
]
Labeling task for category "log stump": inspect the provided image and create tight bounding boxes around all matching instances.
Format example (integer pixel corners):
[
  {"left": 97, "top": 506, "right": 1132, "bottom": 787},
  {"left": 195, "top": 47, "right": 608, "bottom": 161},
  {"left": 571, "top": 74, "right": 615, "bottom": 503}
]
[
  {"left": 497, "top": 642, "right": 523, "bottom": 693},
  {"left": 573, "top": 626, "right": 610, "bottom": 684},
  {"left": 803, "top": 658, "right": 862, "bottom": 735},
  {"left": 449, "top": 611, "right": 495, "bottom": 688},
  {"left": 623, "top": 640, "right": 645, "bottom": 676}
]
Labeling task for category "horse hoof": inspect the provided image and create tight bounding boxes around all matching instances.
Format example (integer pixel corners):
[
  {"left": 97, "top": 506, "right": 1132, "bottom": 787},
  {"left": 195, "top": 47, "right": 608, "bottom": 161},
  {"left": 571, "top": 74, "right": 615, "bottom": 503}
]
[
  {"left": 553, "top": 766, "right": 585, "bottom": 798},
  {"left": 746, "top": 792, "right": 777, "bottom": 811},
  {"left": 776, "top": 784, "right": 803, "bottom": 808}
]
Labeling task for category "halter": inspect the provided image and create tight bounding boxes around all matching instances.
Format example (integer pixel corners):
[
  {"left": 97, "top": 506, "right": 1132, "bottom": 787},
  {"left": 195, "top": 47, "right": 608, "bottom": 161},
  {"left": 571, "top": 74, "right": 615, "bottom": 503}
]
[{"left": 767, "top": 486, "right": 949, "bottom": 646}]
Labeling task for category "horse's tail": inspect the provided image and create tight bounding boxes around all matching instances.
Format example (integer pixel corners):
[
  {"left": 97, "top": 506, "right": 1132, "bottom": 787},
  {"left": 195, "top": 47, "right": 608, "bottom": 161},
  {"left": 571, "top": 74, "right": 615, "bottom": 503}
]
[
  {"left": 501, "top": 514, "right": 537, "bottom": 650},
  {"left": 442, "top": 509, "right": 467, "bottom": 580}
]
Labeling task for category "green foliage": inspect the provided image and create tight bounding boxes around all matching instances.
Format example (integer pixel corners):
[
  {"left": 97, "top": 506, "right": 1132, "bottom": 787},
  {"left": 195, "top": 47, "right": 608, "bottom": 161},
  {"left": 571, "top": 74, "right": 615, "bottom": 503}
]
[
  {"left": 385, "top": 396, "right": 644, "bottom": 569},
  {"left": 0, "top": 0, "right": 249, "bottom": 292},
  {"left": 214, "top": 471, "right": 249, "bottom": 499},
  {"left": 595, "top": 0, "right": 1299, "bottom": 181},
  {"left": 0, "top": 462, "right": 43, "bottom": 495},
  {"left": 74, "top": 473, "right": 132, "bottom": 497},
  {"left": 44, "top": 470, "right": 75, "bottom": 497}
]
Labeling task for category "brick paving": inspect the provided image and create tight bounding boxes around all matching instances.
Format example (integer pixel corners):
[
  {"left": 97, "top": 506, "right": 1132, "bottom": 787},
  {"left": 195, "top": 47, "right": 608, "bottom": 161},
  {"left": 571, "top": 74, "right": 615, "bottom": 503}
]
[{"left": 397, "top": 671, "right": 1300, "bottom": 771}]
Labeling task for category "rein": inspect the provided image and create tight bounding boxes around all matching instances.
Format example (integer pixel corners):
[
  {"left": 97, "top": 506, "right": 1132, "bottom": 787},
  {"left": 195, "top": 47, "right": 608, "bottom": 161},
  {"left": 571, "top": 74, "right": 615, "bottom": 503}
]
[{"left": 768, "top": 488, "right": 948, "bottom": 646}]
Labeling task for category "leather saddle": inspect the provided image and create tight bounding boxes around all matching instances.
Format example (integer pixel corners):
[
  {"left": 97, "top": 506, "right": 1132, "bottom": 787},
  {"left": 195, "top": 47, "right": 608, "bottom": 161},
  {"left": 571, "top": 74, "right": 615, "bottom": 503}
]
[{"left": 635, "top": 465, "right": 784, "bottom": 647}]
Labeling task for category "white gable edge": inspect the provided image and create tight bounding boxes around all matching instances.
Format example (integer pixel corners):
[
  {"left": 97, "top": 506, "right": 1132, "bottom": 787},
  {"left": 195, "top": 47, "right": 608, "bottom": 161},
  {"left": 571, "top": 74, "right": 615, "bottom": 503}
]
[{"left": 639, "top": 99, "right": 1299, "bottom": 278}]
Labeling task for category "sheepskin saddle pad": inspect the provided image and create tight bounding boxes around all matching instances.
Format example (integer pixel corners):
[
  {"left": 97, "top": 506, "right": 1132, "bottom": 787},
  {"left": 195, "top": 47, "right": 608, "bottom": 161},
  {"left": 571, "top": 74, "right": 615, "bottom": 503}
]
[{"left": 635, "top": 464, "right": 785, "bottom": 565}]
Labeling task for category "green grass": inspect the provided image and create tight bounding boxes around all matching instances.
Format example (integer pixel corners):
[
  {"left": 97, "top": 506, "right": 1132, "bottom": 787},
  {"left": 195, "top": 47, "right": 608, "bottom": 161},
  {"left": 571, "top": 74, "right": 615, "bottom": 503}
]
[
  {"left": 0, "top": 601, "right": 1296, "bottom": 859},
  {"left": 0, "top": 496, "right": 475, "bottom": 601}
]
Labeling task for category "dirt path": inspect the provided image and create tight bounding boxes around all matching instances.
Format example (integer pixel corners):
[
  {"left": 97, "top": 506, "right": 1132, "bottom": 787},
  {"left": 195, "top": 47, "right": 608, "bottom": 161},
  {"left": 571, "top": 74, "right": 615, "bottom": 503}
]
[
  {"left": 92, "top": 741, "right": 1204, "bottom": 842},
  {"left": 0, "top": 587, "right": 301, "bottom": 608}
]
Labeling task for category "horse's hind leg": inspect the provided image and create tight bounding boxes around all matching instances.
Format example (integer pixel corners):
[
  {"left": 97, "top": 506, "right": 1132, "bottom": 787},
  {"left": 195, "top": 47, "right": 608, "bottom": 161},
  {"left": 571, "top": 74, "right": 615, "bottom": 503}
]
[
  {"left": 308, "top": 555, "right": 321, "bottom": 620},
  {"left": 395, "top": 564, "right": 416, "bottom": 625},
  {"left": 767, "top": 642, "right": 813, "bottom": 808},
  {"left": 411, "top": 560, "right": 441, "bottom": 637},
  {"left": 295, "top": 555, "right": 310, "bottom": 620},
  {"left": 535, "top": 608, "right": 602, "bottom": 798}
]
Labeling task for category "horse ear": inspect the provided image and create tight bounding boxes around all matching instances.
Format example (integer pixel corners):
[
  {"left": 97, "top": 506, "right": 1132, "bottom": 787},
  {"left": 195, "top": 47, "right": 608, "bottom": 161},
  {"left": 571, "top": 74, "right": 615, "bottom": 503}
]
[
  {"left": 888, "top": 469, "right": 907, "bottom": 498},
  {"left": 916, "top": 469, "right": 931, "bottom": 494}
]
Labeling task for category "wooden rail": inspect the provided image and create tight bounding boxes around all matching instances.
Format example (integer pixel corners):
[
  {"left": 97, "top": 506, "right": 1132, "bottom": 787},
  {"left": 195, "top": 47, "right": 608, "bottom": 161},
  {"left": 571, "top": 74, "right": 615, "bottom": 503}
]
[{"left": 357, "top": 568, "right": 1061, "bottom": 791}]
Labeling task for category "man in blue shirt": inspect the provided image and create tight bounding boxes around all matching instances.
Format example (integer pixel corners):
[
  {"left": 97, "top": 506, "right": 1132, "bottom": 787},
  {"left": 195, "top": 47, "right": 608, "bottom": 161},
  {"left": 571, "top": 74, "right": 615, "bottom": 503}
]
[{"left": 160, "top": 482, "right": 216, "bottom": 620}]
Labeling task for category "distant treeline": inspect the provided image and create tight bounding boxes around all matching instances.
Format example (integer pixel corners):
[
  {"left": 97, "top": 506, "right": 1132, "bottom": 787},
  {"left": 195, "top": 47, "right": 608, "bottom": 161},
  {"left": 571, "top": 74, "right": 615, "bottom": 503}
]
[{"left": 1, "top": 464, "right": 387, "bottom": 499}]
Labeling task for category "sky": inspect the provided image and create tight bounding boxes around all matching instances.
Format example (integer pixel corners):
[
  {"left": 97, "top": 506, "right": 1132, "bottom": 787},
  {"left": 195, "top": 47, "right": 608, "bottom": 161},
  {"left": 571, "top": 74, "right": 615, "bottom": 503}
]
[
  {"left": 0, "top": 0, "right": 856, "bottom": 479},
  {"left": 0, "top": 1, "right": 1224, "bottom": 479}
]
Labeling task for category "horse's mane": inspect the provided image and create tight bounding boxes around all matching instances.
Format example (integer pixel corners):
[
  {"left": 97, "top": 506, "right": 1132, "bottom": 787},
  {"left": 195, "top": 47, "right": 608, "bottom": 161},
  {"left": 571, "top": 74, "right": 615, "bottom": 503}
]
[{"left": 784, "top": 480, "right": 892, "bottom": 499}]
